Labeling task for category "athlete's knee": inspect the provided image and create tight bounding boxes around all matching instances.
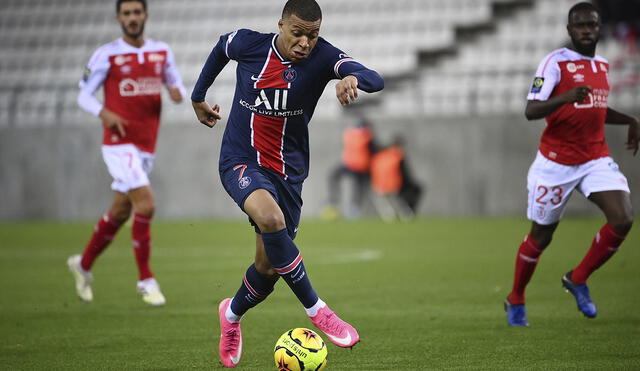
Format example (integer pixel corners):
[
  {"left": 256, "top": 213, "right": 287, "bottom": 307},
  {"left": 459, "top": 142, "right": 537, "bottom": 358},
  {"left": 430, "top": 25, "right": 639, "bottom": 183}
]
[
  {"left": 529, "top": 224, "right": 557, "bottom": 249},
  {"left": 110, "top": 209, "right": 131, "bottom": 224},
  {"left": 132, "top": 200, "right": 155, "bottom": 217},
  {"left": 255, "top": 212, "right": 286, "bottom": 233},
  {"left": 255, "top": 257, "right": 277, "bottom": 277},
  {"left": 610, "top": 215, "right": 633, "bottom": 235},
  {"left": 109, "top": 204, "right": 132, "bottom": 223}
]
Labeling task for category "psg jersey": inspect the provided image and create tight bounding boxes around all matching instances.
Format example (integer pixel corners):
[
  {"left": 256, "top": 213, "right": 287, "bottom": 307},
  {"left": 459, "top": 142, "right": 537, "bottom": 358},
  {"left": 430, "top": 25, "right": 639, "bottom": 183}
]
[{"left": 192, "top": 29, "right": 384, "bottom": 183}]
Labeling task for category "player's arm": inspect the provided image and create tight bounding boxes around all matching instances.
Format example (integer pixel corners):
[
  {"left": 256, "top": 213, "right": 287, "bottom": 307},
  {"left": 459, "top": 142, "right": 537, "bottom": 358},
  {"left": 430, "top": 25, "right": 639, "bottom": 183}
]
[
  {"left": 78, "top": 51, "right": 128, "bottom": 136},
  {"left": 191, "top": 32, "right": 236, "bottom": 128},
  {"left": 333, "top": 57, "right": 384, "bottom": 106},
  {"left": 163, "top": 47, "right": 186, "bottom": 103},
  {"left": 525, "top": 86, "right": 592, "bottom": 120},
  {"left": 606, "top": 108, "right": 640, "bottom": 155}
]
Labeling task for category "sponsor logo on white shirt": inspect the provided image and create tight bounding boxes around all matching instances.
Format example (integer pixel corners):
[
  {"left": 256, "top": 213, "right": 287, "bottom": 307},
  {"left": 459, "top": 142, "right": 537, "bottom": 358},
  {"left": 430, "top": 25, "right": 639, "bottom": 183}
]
[{"left": 119, "top": 77, "right": 162, "bottom": 96}]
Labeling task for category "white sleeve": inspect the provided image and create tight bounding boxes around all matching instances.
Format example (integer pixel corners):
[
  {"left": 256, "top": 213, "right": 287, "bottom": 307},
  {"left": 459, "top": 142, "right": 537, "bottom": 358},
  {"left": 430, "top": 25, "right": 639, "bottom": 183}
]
[
  {"left": 526, "top": 53, "right": 561, "bottom": 101},
  {"left": 77, "top": 49, "right": 110, "bottom": 116},
  {"left": 163, "top": 47, "right": 186, "bottom": 98}
]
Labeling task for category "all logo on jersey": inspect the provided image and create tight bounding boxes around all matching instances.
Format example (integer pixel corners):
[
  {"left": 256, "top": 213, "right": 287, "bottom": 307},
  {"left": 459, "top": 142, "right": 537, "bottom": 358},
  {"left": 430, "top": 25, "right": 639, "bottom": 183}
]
[
  {"left": 238, "top": 176, "right": 252, "bottom": 189},
  {"left": 282, "top": 68, "right": 297, "bottom": 83},
  {"left": 572, "top": 73, "right": 585, "bottom": 83},
  {"left": 530, "top": 77, "right": 544, "bottom": 93}
]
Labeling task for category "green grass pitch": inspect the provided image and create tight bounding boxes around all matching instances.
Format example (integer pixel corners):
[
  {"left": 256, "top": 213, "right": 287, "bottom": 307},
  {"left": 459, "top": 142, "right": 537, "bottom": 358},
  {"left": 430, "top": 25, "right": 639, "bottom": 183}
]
[{"left": 1, "top": 218, "right": 639, "bottom": 370}]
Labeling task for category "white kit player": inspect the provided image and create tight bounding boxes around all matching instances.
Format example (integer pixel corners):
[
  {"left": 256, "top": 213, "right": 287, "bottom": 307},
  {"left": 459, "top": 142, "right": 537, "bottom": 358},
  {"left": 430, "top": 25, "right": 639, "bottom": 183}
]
[
  {"left": 67, "top": 0, "right": 185, "bottom": 306},
  {"left": 504, "top": 2, "right": 639, "bottom": 326}
]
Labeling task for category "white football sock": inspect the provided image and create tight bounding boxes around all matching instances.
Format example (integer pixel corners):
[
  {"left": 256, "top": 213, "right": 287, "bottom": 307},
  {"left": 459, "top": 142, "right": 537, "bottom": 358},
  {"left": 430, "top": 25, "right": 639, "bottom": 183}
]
[
  {"left": 305, "top": 298, "right": 326, "bottom": 317},
  {"left": 225, "top": 299, "right": 242, "bottom": 323}
]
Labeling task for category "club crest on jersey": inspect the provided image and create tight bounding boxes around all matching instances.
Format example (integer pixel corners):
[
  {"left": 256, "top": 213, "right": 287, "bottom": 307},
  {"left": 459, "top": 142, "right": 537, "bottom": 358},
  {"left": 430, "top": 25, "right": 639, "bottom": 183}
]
[
  {"left": 282, "top": 68, "right": 297, "bottom": 83},
  {"left": 530, "top": 77, "right": 544, "bottom": 93},
  {"left": 239, "top": 176, "right": 252, "bottom": 189}
]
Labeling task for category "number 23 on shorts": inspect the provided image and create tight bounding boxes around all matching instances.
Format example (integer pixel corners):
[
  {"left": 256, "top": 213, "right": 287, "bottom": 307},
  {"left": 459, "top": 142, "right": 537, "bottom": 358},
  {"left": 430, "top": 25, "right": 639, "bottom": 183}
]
[{"left": 535, "top": 185, "right": 564, "bottom": 206}]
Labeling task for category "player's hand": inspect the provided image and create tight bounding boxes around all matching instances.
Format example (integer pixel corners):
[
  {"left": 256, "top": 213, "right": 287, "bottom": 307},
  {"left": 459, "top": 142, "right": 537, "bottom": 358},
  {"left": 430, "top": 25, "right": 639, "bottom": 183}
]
[
  {"left": 565, "top": 85, "right": 592, "bottom": 103},
  {"left": 167, "top": 86, "right": 183, "bottom": 103},
  {"left": 335, "top": 75, "right": 358, "bottom": 106},
  {"left": 99, "top": 108, "right": 127, "bottom": 137},
  {"left": 192, "top": 101, "right": 222, "bottom": 128},
  {"left": 626, "top": 118, "right": 640, "bottom": 156}
]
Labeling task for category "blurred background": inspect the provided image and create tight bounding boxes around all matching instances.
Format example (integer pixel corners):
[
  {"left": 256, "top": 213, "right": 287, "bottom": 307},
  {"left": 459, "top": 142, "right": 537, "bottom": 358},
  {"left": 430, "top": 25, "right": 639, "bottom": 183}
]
[{"left": 1, "top": 0, "right": 638, "bottom": 221}]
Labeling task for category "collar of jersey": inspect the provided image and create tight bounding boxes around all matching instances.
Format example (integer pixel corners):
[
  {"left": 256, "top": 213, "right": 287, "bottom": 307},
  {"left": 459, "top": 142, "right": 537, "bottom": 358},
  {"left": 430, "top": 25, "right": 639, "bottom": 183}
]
[
  {"left": 271, "top": 34, "right": 292, "bottom": 65},
  {"left": 562, "top": 47, "right": 600, "bottom": 61},
  {"left": 118, "top": 37, "right": 148, "bottom": 51}
]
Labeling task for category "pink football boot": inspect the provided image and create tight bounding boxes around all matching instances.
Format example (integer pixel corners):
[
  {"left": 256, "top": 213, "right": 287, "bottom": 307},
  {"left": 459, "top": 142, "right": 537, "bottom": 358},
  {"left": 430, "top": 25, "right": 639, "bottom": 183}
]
[
  {"left": 309, "top": 305, "right": 360, "bottom": 348},
  {"left": 218, "top": 298, "right": 242, "bottom": 367}
]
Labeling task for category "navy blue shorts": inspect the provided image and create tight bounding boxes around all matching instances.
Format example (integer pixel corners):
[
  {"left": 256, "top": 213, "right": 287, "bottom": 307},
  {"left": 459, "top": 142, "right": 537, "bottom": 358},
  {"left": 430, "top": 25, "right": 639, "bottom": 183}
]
[{"left": 220, "top": 163, "right": 303, "bottom": 239}]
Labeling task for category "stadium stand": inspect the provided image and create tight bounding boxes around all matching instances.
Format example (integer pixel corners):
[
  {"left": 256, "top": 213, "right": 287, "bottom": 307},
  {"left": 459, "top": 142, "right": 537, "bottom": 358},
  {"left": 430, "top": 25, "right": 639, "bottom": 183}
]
[{"left": 0, "top": 0, "right": 638, "bottom": 125}]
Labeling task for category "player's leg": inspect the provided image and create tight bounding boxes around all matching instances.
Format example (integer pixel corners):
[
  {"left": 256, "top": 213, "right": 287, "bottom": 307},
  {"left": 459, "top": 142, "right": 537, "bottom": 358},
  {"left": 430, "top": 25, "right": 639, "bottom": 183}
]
[
  {"left": 219, "top": 234, "right": 279, "bottom": 368},
  {"left": 560, "top": 191, "right": 632, "bottom": 318},
  {"left": 561, "top": 158, "right": 632, "bottom": 318},
  {"left": 227, "top": 234, "right": 280, "bottom": 322},
  {"left": 243, "top": 189, "right": 321, "bottom": 308},
  {"left": 68, "top": 192, "right": 131, "bottom": 302},
  {"left": 508, "top": 221, "right": 558, "bottom": 305},
  {"left": 506, "top": 152, "right": 576, "bottom": 326},
  {"left": 128, "top": 184, "right": 165, "bottom": 306},
  {"left": 244, "top": 188, "right": 359, "bottom": 347},
  {"left": 572, "top": 190, "right": 633, "bottom": 283}
]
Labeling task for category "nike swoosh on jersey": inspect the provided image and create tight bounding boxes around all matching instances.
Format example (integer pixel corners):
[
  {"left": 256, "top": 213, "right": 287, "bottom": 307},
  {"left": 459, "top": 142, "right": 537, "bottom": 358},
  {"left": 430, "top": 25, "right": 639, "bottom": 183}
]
[
  {"left": 326, "top": 332, "right": 352, "bottom": 346},
  {"left": 250, "top": 75, "right": 263, "bottom": 81}
]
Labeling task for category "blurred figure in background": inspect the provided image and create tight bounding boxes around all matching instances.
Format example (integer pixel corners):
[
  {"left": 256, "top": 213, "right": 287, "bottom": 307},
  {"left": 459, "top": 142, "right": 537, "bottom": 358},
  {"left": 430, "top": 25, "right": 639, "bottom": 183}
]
[
  {"left": 67, "top": 0, "right": 185, "bottom": 307},
  {"left": 370, "top": 135, "right": 423, "bottom": 221},
  {"left": 323, "top": 118, "right": 377, "bottom": 219}
]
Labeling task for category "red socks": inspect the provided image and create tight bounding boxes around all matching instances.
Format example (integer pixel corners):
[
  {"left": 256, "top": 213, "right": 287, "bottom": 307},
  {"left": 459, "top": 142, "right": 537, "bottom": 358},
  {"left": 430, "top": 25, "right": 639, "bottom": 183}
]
[
  {"left": 81, "top": 213, "right": 123, "bottom": 271},
  {"left": 132, "top": 213, "right": 153, "bottom": 281},
  {"left": 508, "top": 235, "right": 543, "bottom": 305},
  {"left": 571, "top": 223, "right": 627, "bottom": 284}
]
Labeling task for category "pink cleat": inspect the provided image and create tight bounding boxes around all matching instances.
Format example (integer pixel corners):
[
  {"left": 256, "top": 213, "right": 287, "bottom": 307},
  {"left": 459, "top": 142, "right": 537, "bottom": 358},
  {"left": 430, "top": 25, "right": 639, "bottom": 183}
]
[
  {"left": 218, "top": 298, "right": 242, "bottom": 368},
  {"left": 309, "top": 305, "right": 360, "bottom": 348}
]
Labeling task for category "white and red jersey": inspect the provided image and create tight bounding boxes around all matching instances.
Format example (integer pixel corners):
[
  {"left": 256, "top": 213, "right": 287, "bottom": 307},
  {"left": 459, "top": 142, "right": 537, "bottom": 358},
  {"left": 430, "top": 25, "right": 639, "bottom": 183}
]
[
  {"left": 78, "top": 38, "right": 185, "bottom": 153},
  {"left": 527, "top": 47, "right": 610, "bottom": 165}
]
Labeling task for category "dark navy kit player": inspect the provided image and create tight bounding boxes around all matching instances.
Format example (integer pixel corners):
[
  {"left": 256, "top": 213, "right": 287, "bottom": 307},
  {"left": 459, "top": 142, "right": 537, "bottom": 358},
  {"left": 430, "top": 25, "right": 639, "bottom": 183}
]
[{"left": 191, "top": 0, "right": 383, "bottom": 367}]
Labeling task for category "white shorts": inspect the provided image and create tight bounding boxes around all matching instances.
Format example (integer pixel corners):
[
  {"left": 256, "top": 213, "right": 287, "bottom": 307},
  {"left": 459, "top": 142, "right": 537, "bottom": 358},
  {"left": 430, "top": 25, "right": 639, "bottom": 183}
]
[
  {"left": 526, "top": 151, "right": 630, "bottom": 225},
  {"left": 101, "top": 144, "right": 154, "bottom": 194}
]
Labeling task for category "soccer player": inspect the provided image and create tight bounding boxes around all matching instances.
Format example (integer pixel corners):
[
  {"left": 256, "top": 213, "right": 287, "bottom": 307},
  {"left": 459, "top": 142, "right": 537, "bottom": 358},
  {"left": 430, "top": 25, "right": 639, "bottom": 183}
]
[
  {"left": 66, "top": 0, "right": 186, "bottom": 306},
  {"left": 504, "top": 2, "right": 639, "bottom": 326},
  {"left": 191, "top": 0, "right": 384, "bottom": 367}
]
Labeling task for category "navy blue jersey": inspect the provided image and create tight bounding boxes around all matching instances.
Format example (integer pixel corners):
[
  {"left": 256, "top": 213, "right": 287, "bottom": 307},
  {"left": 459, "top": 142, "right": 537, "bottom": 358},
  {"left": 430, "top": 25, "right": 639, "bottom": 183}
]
[{"left": 192, "top": 29, "right": 384, "bottom": 184}]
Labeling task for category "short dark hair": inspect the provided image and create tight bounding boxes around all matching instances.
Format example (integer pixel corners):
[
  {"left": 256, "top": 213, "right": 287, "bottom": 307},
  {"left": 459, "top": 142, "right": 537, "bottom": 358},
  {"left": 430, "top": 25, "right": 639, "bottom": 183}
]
[
  {"left": 568, "top": 2, "right": 599, "bottom": 23},
  {"left": 116, "top": 0, "right": 147, "bottom": 13},
  {"left": 282, "top": 0, "right": 322, "bottom": 21}
]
